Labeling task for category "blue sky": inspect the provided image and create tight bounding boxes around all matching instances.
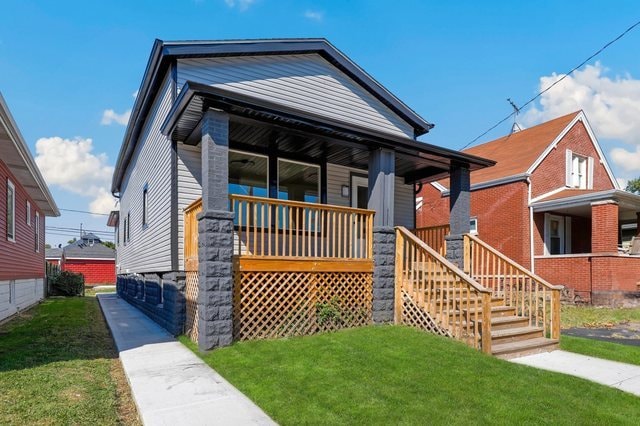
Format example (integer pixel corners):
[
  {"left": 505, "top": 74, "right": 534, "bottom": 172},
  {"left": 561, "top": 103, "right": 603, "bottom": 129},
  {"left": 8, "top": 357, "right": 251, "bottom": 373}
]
[{"left": 1, "top": 0, "right": 640, "bottom": 246}]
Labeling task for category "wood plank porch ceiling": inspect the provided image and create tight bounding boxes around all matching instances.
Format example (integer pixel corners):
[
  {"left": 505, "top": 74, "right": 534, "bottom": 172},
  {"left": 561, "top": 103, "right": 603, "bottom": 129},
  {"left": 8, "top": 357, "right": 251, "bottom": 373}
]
[{"left": 160, "top": 82, "right": 495, "bottom": 184}]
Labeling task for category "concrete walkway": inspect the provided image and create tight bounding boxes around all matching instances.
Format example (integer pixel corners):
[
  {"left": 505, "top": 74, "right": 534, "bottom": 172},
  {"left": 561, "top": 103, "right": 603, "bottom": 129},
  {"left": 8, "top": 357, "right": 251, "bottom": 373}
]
[
  {"left": 512, "top": 350, "right": 640, "bottom": 397},
  {"left": 97, "top": 293, "right": 275, "bottom": 426}
]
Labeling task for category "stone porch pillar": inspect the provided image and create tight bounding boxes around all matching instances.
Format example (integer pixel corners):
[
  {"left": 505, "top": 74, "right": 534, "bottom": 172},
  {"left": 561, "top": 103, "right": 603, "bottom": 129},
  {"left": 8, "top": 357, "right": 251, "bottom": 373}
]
[
  {"left": 368, "top": 148, "right": 396, "bottom": 323},
  {"left": 591, "top": 200, "right": 618, "bottom": 254},
  {"left": 197, "top": 109, "right": 234, "bottom": 351},
  {"left": 445, "top": 163, "right": 471, "bottom": 268}
]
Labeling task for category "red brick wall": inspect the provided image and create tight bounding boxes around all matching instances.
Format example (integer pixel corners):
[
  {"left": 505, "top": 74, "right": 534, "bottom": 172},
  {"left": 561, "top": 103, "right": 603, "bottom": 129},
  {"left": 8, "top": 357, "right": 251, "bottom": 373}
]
[
  {"left": 530, "top": 121, "right": 616, "bottom": 198},
  {"left": 536, "top": 255, "right": 640, "bottom": 302},
  {"left": 417, "top": 181, "right": 531, "bottom": 268},
  {"left": 591, "top": 202, "right": 619, "bottom": 253},
  {"left": 0, "top": 158, "right": 45, "bottom": 280},
  {"left": 63, "top": 259, "right": 115, "bottom": 285}
]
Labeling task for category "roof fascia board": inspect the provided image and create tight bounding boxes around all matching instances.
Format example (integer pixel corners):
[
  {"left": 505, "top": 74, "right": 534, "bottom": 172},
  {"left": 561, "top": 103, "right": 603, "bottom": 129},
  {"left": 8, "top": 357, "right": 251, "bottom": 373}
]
[
  {"left": 0, "top": 93, "right": 59, "bottom": 216},
  {"left": 162, "top": 82, "right": 495, "bottom": 170},
  {"left": 431, "top": 181, "right": 448, "bottom": 192},
  {"left": 530, "top": 186, "right": 569, "bottom": 203},
  {"left": 526, "top": 112, "right": 583, "bottom": 175},
  {"left": 440, "top": 173, "right": 530, "bottom": 197},
  {"left": 579, "top": 113, "right": 619, "bottom": 189},
  {"left": 530, "top": 188, "right": 640, "bottom": 211}
]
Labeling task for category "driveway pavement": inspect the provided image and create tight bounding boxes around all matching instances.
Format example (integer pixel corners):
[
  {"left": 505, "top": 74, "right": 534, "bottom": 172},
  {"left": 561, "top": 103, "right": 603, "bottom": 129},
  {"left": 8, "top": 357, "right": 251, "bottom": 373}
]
[
  {"left": 97, "top": 293, "right": 275, "bottom": 426},
  {"left": 512, "top": 350, "right": 640, "bottom": 397}
]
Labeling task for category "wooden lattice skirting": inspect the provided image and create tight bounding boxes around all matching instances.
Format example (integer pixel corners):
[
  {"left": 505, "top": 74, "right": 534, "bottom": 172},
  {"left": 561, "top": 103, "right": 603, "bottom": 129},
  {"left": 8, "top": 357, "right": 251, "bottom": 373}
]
[
  {"left": 233, "top": 259, "right": 373, "bottom": 341},
  {"left": 401, "top": 290, "right": 452, "bottom": 338},
  {"left": 185, "top": 271, "right": 199, "bottom": 342}
]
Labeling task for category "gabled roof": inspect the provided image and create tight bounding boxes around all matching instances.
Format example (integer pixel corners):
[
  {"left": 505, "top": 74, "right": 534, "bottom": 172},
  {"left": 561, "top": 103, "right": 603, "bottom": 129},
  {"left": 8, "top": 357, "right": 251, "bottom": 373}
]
[
  {"left": 63, "top": 233, "right": 115, "bottom": 260},
  {"left": 112, "top": 38, "right": 436, "bottom": 194},
  {"left": 435, "top": 110, "right": 618, "bottom": 191},
  {"left": 0, "top": 93, "right": 59, "bottom": 216},
  {"left": 463, "top": 111, "right": 580, "bottom": 186}
]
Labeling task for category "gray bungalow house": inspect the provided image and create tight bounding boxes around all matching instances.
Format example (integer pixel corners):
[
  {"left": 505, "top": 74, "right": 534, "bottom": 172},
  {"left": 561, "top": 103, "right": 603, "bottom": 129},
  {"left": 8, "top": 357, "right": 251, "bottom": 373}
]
[{"left": 111, "top": 39, "right": 512, "bottom": 353}]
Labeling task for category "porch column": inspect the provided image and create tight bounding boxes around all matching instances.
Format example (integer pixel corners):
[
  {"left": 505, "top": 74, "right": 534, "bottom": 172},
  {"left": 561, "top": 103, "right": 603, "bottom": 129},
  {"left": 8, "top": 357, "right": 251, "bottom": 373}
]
[
  {"left": 197, "top": 109, "right": 234, "bottom": 351},
  {"left": 445, "top": 163, "right": 471, "bottom": 268},
  {"left": 368, "top": 148, "right": 396, "bottom": 323},
  {"left": 591, "top": 200, "right": 618, "bottom": 254}
]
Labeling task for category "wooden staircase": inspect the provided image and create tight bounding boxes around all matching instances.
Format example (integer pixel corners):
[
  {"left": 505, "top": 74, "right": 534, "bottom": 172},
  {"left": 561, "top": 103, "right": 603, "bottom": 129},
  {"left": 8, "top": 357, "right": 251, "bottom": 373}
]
[{"left": 395, "top": 227, "right": 562, "bottom": 358}]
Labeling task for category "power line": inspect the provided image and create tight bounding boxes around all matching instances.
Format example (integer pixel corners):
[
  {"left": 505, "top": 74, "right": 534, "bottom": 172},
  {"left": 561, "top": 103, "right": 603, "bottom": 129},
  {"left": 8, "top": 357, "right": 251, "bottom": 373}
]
[
  {"left": 58, "top": 208, "right": 111, "bottom": 216},
  {"left": 461, "top": 18, "right": 640, "bottom": 150},
  {"left": 46, "top": 226, "right": 113, "bottom": 235}
]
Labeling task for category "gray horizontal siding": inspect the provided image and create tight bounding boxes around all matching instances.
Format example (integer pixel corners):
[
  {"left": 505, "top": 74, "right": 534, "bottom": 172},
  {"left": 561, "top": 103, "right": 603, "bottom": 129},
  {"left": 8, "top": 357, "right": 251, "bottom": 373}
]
[
  {"left": 176, "top": 142, "right": 202, "bottom": 270},
  {"left": 327, "top": 163, "right": 415, "bottom": 228},
  {"left": 117, "top": 73, "right": 174, "bottom": 274},
  {"left": 177, "top": 54, "right": 414, "bottom": 138}
]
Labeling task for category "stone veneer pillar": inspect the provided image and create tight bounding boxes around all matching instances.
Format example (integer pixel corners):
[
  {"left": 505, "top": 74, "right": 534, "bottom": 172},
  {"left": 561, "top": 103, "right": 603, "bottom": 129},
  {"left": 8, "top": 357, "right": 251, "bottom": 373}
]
[
  {"left": 197, "top": 109, "right": 234, "bottom": 351},
  {"left": 446, "top": 164, "right": 471, "bottom": 269},
  {"left": 368, "top": 148, "right": 396, "bottom": 323}
]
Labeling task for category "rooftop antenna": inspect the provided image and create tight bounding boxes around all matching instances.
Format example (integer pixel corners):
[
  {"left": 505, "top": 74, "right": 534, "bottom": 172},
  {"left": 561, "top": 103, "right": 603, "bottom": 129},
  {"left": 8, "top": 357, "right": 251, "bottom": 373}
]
[{"left": 507, "top": 98, "right": 523, "bottom": 133}]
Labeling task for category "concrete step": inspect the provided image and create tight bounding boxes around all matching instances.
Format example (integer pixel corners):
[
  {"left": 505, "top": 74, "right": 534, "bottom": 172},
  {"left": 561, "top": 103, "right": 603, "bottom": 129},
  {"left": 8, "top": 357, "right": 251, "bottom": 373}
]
[
  {"left": 473, "top": 315, "right": 530, "bottom": 330},
  {"left": 491, "top": 326, "right": 544, "bottom": 344},
  {"left": 492, "top": 337, "right": 559, "bottom": 359}
]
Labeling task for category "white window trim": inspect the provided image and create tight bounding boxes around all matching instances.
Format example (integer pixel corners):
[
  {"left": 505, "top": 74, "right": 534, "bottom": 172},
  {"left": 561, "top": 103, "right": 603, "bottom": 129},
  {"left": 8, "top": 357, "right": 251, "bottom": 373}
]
[
  {"left": 26, "top": 201, "right": 31, "bottom": 226},
  {"left": 7, "top": 179, "right": 15, "bottom": 242},
  {"left": 544, "top": 213, "right": 565, "bottom": 255},
  {"left": 277, "top": 158, "right": 321, "bottom": 202},
  {"left": 470, "top": 217, "right": 478, "bottom": 235},
  {"left": 35, "top": 211, "right": 40, "bottom": 252}
]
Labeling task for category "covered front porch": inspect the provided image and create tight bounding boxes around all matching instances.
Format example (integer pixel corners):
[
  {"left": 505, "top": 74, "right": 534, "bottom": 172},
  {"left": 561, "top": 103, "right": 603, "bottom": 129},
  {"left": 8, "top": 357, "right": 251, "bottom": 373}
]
[
  {"left": 165, "top": 83, "right": 493, "bottom": 350},
  {"left": 532, "top": 189, "right": 640, "bottom": 305}
]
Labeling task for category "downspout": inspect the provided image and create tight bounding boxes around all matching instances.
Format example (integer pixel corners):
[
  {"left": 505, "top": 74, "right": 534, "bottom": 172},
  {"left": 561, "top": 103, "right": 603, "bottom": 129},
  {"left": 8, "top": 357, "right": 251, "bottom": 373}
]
[{"left": 527, "top": 177, "right": 535, "bottom": 273}]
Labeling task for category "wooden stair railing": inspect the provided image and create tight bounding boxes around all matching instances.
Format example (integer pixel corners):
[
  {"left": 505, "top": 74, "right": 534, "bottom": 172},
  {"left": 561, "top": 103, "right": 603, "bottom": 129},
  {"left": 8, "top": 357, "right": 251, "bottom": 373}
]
[
  {"left": 463, "top": 233, "right": 563, "bottom": 340},
  {"left": 411, "top": 224, "right": 450, "bottom": 256},
  {"left": 395, "top": 227, "right": 493, "bottom": 353}
]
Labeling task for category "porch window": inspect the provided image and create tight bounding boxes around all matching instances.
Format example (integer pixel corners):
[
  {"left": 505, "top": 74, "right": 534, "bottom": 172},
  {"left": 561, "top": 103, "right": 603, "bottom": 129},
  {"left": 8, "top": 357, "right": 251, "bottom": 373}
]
[
  {"left": 229, "top": 150, "right": 268, "bottom": 198},
  {"left": 7, "top": 179, "right": 15, "bottom": 242},
  {"left": 26, "top": 201, "right": 31, "bottom": 226},
  {"left": 277, "top": 159, "right": 320, "bottom": 203},
  {"left": 544, "top": 213, "right": 565, "bottom": 255}
]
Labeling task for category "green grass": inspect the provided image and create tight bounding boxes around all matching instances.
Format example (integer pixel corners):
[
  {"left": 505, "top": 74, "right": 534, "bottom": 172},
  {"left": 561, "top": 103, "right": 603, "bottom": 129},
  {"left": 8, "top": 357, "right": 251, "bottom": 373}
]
[
  {"left": 0, "top": 297, "right": 138, "bottom": 425},
  {"left": 561, "top": 305, "right": 640, "bottom": 328},
  {"left": 561, "top": 335, "right": 640, "bottom": 366},
  {"left": 182, "top": 326, "right": 640, "bottom": 425}
]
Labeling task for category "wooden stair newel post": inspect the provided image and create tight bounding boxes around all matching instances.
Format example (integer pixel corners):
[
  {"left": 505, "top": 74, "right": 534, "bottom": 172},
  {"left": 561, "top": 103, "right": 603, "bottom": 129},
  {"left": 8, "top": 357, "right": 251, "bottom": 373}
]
[
  {"left": 481, "top": 292, "right": 492, "bottom": 354},
  {"left": 394, "top": 228, "right": 404, "bottom": 324}
]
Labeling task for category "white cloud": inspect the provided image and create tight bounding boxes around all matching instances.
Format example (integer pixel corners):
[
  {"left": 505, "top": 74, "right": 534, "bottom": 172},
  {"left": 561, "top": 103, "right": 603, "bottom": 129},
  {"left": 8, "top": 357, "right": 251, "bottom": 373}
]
[
  {"left": 34, "top": 136, "right": 116, "bottom": 215},
  {"left": 101, "top": 108, "right": 131, "bottom": 126},
  {"left": 224, "top": 0, "right": 255, "bottom": 11},
  {"left": 521, "top": 62, "right": 640, "bottom": 180},
  {"left": 304, "top": 10, "right": 324, "bottom": 22},
  {"left": 132, "top": 90, "right": 139, "bottom": 99}
]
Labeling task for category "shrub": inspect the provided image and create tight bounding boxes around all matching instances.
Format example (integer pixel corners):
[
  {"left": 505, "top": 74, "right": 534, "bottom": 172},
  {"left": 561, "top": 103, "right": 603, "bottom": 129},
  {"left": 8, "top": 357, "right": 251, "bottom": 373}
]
[{"left": 49, "top": 271, "right": 85, "bottom": 296}]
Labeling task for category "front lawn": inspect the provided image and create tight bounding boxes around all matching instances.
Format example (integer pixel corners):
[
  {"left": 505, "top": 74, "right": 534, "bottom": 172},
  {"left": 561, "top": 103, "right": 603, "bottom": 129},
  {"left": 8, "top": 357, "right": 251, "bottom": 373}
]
[
  {"left": 561, "top": 305, "right": 640, "bottom": 328},
  {"left": 561, "top": 335, "right": 640, "bottom": 366},
  {"left": 182, "top": 326, "right": 640, "bottom": 425},
  {"left": 0, "top": 297, "right": 139, "bottom": 425}
]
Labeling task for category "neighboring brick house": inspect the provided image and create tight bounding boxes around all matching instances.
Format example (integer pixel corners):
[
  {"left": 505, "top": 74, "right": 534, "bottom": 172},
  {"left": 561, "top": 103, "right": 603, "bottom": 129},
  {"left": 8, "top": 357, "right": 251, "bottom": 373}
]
[
  {"left": 0, "top": 93, "right": 59, "bottom": 322},
  {"left": 417, "top": 111, "right": 640, "bottom": 306},
  {"left": 61, "top": 233, "right": 116, "bottom": 285}
]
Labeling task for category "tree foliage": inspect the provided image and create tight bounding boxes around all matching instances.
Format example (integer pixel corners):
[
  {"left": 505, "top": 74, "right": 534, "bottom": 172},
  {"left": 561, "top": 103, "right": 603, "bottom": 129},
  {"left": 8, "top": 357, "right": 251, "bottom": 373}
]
[
  {"left": 625, "top": 178, "right": 640, "bottom": 194},
  {"left": 102, "top": 241, "right": 116, "bottom": 250}
]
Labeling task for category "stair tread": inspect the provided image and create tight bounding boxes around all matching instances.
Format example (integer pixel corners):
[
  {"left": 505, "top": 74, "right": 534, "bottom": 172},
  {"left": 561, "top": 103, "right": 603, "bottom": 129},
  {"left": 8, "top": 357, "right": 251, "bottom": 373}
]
[
  {"left": 474, "top": 315, "right": 529, "bottom": 325},
  {"left": 492, "top": 337, "right": 559, "bottom": 354},
  {"left": 491, "top": 326, "right": 543, "bottom": 338},
  {"left": 464, "top": 305, "right": 515, "bottom": 314}
]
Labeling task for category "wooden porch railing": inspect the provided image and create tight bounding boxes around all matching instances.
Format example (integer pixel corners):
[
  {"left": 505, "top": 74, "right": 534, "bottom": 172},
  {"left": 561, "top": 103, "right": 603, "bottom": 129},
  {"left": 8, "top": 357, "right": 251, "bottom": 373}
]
[
  {"left": 464, "top": 233, "right": 562, "bottom": 339},
  {"left": 230, "top": 194, "right": 375, "bottom": 260},
  {"left": 412, "top": 224, "right": 450, "bottom": 256},
  {"left": 396, "top": 227, "right": 492, "bottom": 353}
]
